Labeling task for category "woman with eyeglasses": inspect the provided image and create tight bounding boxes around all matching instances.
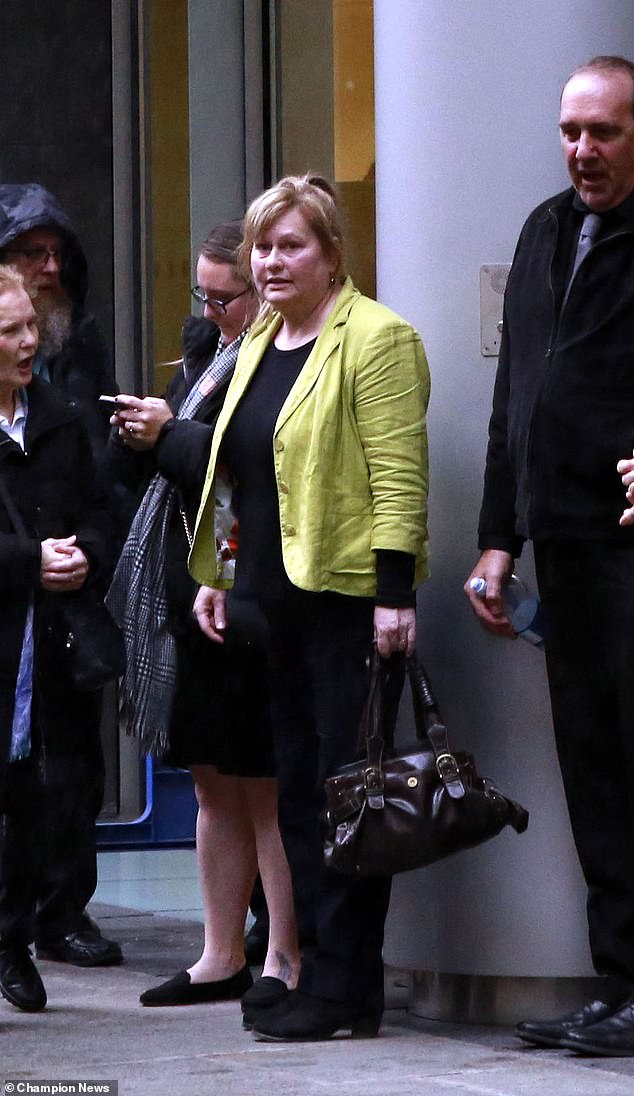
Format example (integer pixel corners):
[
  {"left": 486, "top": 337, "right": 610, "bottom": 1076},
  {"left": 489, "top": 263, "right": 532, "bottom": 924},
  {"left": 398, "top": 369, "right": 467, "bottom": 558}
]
[{"left": 105, "top": 220, "right": 300, "bottom": 1009}]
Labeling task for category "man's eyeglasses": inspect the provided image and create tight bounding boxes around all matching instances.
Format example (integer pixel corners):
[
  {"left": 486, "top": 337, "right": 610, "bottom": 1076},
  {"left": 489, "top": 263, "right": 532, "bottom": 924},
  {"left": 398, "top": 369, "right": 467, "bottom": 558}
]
[
  {"left": 4, "top": 246, "right": 62, "bottom": 267},
  {"left": 191, "top": 286, "right": 249, "bottom": 314}
]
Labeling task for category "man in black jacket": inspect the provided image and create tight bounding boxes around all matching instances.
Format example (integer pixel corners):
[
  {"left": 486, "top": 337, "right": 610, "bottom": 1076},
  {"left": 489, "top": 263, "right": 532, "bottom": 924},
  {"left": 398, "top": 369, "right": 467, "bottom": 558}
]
[
  {"left": 466, "top": 55, "right": 634, "bottom": 1057},
  {"left": 0, "top": 184, "right": 122, "bottom": 973}
]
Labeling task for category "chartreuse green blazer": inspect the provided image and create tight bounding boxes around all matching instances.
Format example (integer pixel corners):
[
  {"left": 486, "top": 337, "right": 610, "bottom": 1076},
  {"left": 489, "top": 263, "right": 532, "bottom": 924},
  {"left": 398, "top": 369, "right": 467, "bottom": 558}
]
[{"left": 188, "top": 277, "right": 430, "bottom": 597}]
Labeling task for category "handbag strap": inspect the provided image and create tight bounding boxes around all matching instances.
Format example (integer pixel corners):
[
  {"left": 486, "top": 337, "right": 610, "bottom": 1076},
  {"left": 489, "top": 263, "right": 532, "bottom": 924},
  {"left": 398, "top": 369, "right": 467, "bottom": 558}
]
[
  {"left": 406, "top": 656, "right": 465, "bottom": 799},
  {"left": 358, "top": 651, "right": 466, "bottom": 804},
  {"left": 179, "top": 507, "right": 194, "bottom": 550},
  {"left": 360, "top": 648, "right": 386, "bottom": 806},
  {"left": 175, "top": 485, "right": 194, "bottom": 550}
]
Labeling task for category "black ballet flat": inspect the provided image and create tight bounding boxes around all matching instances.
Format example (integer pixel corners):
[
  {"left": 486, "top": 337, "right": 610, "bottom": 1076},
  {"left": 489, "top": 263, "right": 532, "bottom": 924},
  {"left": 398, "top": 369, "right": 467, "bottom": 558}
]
[
  {"left": 140, "top": 965, "right": 252, "bottom": 1007},
  {"left": 241, "top": 976, "right": 290, "bottom": 1029}
]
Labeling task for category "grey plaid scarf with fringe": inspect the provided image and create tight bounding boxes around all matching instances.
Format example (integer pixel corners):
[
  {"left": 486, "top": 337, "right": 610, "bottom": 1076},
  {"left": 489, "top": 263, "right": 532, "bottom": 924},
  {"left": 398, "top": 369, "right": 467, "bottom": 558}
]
[{"left": 105, "top": 330, "right": 246, "bottom": 756}]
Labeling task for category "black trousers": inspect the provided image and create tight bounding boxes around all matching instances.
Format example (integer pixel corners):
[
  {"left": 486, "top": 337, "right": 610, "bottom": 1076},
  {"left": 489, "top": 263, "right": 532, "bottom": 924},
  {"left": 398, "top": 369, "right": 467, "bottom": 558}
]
[
  {"left": 261, "top": 589, "right": 404, "bottom": 1014},
  {"left": 0, "top": 737, "right": 105, "bottom": 948},
  {"left": 534, "top": 540, "right": 634, "bottom": 994}
]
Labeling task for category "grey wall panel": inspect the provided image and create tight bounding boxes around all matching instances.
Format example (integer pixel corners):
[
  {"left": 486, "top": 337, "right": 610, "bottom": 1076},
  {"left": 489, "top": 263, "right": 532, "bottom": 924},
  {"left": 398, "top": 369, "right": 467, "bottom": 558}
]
[
  {"left": 188, "top": 0, "right": 246, "bottom": 262},
  {"left": 375, "top": 0, "right": 634, "bottom": 984}
]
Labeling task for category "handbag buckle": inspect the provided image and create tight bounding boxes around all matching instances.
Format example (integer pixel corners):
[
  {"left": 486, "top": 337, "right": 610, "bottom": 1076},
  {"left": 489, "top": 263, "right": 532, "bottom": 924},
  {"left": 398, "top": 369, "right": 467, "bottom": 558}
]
[
  {"left": 364, "top": 766, "right": 385, "bottom": 810},
  {"left": 435, "top": 752, "right": 466, "bottom": 799}
]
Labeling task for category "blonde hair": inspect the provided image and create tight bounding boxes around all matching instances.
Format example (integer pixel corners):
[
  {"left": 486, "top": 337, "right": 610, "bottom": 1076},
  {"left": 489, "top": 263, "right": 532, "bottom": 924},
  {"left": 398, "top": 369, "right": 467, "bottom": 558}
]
[
  {"left": 239, "top": 174, "right": 347, "bottom": 324},
  {"left": 0, "top": 265, "right": 26, "bottom": 296}
]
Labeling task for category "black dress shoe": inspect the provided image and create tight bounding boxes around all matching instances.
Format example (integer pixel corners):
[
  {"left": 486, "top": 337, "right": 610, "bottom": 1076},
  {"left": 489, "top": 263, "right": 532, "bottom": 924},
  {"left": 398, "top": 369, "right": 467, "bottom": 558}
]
[
  {"left": 0, "top": 945, "right": 47, "bottom": 1012},
  {"left": 140, "top": 965, "right": 253, "bottom": 1007},
  {"left": 241, "top": 976, "right": 290, "bottom": 1029},
  {"left": 251, "top": 989, "right": 381, "bottom": 1041},
  {"left": 561, "top": 997, "right": 634, "bottom": 1056},
  {"left": 514, "top": 997, "right": 624, "bottom": 1048},
  {"left": 36, "top": 930, "right": 123, "bottom": 968}
]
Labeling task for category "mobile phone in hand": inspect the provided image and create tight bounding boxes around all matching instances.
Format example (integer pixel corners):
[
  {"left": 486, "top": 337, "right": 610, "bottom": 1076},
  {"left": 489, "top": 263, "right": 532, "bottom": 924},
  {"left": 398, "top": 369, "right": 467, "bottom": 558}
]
[{"left": 98, "top": 394, "right": 133, "bottom": 408}]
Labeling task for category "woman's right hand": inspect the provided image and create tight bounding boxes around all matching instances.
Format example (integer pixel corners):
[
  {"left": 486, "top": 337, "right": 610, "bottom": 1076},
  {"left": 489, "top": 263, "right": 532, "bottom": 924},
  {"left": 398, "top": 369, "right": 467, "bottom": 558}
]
[
  {"left": 40, "top": 536, "right": 89, "bottom": 592},
  {"left": 193, "top": 585, "right": 227, "bottom": 644},
  {"left": 111, "top": 395, "right": 174, "bottom": 449}
]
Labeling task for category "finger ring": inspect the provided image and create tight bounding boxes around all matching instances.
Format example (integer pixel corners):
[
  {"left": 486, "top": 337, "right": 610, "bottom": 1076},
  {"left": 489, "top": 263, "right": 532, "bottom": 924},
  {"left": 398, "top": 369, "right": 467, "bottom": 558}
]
[{"left": 126, "top": 421, "right": 134, "bottom": 432}]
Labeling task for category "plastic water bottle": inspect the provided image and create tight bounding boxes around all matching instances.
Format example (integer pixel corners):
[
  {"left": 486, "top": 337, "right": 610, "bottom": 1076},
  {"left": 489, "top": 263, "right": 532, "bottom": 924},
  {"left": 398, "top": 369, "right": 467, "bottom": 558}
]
[
  {"left": 503, "top": 576, "right": 544, "bottom": 648},
  {"left": 469, "top": 573, "right": 544, "bottom": 649}
]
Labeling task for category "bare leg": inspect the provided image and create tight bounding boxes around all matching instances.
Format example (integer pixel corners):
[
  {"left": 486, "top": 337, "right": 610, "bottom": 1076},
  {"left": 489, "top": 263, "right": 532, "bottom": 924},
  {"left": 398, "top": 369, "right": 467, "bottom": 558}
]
[
  {"left": 187, "top": 765, "right": 257, "bottom": 983},
  {"left": 243, "top": 777, "right": 301, "bottom": 987}
]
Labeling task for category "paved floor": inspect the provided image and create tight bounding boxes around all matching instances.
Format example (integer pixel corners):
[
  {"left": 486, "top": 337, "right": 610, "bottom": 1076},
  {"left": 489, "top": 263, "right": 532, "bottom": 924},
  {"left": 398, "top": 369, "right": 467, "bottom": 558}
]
[{"left": 1, "top": 902, "right": 633, "bottom": 1096}]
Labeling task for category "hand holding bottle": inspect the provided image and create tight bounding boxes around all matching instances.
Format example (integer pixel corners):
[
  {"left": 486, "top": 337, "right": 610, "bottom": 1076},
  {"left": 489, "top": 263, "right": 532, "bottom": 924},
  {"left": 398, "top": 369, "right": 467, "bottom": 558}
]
[
  {"left": 465, "top": 556, "right": 543, "bottom": 648},
  {"left": 464, "top": 549, "right": 515, "bottom": 637}
]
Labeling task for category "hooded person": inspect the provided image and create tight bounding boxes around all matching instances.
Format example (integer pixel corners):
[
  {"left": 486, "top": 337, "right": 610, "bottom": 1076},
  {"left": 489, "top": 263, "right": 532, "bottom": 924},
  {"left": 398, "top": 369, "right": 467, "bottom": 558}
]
[{"left": 0, "top": 183, "right": 117, "bottom": 464}]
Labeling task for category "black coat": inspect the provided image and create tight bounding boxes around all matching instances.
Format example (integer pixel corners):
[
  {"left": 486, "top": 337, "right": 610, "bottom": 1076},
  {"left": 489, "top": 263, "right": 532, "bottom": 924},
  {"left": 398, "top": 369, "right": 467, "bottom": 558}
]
[
  {"left": 479, "top": 186, "right": 634, "bottom": 553},
  {"left": 0, "top": 378, "right": 116, "bottom": 782},
  {"left": 106, "top": 317, "right": 272, "bottom": 770},
  {"left": 106, "top": 316, "right": 228, "bottom": 631}
]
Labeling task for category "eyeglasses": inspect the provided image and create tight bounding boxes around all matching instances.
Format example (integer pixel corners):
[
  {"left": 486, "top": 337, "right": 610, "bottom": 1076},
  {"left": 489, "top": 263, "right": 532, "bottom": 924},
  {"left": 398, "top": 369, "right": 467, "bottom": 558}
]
[
  {"left": 4, "top": 246, "right": 62, "bottom": 267},
  {"left": 191, "top": 286, "right": 249, "bottom": 314}
]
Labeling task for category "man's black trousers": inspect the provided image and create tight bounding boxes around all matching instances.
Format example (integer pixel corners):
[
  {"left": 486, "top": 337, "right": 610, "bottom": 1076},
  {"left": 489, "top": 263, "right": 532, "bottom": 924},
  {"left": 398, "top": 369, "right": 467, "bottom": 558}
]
[{"left": 535, "top": 539, "right": 634, "bottom": 995}]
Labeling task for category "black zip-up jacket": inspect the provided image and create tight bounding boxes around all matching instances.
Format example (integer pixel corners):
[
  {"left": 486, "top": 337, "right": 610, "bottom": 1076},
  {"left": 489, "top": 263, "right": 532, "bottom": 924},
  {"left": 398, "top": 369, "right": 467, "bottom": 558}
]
[{"left": 479, "top": 186, "right": 634, "bottom": 555}]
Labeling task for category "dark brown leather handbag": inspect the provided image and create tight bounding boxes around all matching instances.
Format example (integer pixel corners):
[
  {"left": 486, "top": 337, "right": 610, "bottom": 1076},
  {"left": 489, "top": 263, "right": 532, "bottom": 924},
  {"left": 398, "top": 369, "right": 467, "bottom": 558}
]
[{"left": 323, "top": 653, "right": 529, "bottom": 877}]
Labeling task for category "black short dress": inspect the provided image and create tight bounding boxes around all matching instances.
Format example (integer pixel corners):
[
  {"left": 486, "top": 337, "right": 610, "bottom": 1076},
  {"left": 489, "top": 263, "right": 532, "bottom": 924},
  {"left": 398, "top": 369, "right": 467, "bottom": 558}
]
[{"left": 108, "top": 316, "right": 275, "bottom": 778}]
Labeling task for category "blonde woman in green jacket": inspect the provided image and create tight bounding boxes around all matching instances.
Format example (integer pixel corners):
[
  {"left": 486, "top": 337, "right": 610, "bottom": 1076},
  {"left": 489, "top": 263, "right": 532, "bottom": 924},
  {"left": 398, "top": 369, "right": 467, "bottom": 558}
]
[{"left": 189, "top": 175, "right": 430, "bottom": 1042}]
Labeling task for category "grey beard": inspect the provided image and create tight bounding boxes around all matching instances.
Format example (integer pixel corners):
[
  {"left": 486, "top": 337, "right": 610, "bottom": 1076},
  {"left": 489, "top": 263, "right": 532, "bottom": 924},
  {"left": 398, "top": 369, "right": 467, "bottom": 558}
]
[{"left": 36, "top": 298, "right": 72, "bottom": 359}]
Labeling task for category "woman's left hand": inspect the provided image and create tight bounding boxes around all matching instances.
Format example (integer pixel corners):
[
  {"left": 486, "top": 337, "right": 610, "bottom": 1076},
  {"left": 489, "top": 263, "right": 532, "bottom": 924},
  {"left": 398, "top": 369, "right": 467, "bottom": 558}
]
[{"left": 374, "top": 605, "right": 416, "bottom": 658}]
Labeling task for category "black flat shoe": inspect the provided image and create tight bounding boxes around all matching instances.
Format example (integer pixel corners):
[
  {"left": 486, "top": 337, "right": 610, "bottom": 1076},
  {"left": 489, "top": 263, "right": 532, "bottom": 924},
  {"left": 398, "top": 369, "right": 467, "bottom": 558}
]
[
  {"left": 140, "top": 965, "right": 252, "bottom": 1007},
  {"left": 251, "top": 989, "right": 381, "bottom": 1041},
  {"left": 241, "top": 976, "right": 290, "bottom": 1029},
  {"left": 561, "top": 997, "right": 634, "bottom": 1056},
  {"left": 514, "top": 996, "right": 625, "bottom": 1048},
  {"left": 0, "top": 945, "right": 47, "bottom": 1012}
]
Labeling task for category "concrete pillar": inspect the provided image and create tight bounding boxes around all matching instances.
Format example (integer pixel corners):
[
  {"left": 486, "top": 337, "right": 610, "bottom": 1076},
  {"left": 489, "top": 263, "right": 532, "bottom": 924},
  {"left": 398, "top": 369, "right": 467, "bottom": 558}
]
[
  {"left": 188, "top": 0, "right": 246, "bottom": 256},
  {"left": 375, "top": 0, "right": 634, "bottom": 1022}
]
